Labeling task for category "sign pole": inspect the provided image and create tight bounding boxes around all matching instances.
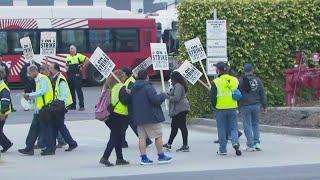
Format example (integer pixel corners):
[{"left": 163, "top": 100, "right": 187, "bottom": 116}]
[
  {"left": 160, "top": 70, "right": 168, "bottom": 110},
  {"left": 111, "top": 72, "right": 122, "bottom": 84},
  {"left": 199, "top": 60, "right": 211, "bottom": 88},
  {"left": 198, "top": 79, "right": 210, "bottom": 90}
]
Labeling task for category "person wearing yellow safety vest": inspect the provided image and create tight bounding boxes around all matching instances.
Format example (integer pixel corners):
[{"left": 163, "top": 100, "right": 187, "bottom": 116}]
[
  {"left": 0, "top": 67, "right": 13, "bottom": 154},
  {"left": 120, "top": 67, "right": 152, "bottom": 148},
  {"left": 18, "top": 65, "right": 54, "bottom": 156},
  {"left": 66, "top": 45, "right": 89, "bottom": 111},
  {"left": 39, "top": 63, "right": 78, "bottom": 156},
  {"left": 211, "top": 62, "right": 242, "bottom": 156},
  {"left": 99, "top": 70, "right": 130, "bottom": 167}
]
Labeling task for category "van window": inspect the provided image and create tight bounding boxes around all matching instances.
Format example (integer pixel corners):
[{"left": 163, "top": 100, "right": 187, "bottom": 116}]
[
  {"left": 60, "top": 29, "right": 87, "bottom": 53},
  {"left": 0, "top": 32, "right": 8, "bottom": 55},
  {"left": 7, "top": 30, "right": 39, "bottom": 54}
]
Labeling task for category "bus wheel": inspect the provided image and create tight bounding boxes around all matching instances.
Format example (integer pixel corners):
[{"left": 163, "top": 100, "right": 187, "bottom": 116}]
[{"left": 86, "top": 64, "right": 105, "bottom": 86}]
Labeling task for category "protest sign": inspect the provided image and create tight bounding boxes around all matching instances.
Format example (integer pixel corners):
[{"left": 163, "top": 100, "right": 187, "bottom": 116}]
[
  {"left": 20, "top": 37, "right": 34, "bottom": 62},
  {"left": 177, "top": 61, "right": 202, "bottom": 85},
  {"left": 132, "top": 57, "right": 153, "bottom": 76},
  {"left": 150, "top": 43, "right": 169, "bottom": 110},
  {"left": 150, "top": 43, "right": 169, "bottom": 71},
  {"left": 89, "top": 47, "right": 118, "bottom": 82},
  {"left": 40, "top": 32, "right": 56, "bottom": 56},
  {"left": 184, "top": 37, "right": 211, "bottom": 88},
  {"left": 184, "top": 37, "right": 207, "bottom": 63}
]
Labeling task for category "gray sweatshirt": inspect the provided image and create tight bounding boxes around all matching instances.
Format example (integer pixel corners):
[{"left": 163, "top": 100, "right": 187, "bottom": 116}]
[
  {"left": 239, "top": 75, "right": 267, "bottom": 108},
  {"left": 168, "top": 83, "right": 190, "bottom": 117}
]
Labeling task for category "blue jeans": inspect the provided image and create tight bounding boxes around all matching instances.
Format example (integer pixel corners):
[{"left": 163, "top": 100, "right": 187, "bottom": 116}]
[
  {"left": 240, "top": 105, "right": 261, "bottom": 148},
  {"left": 25, "top": 114, "right": 49, "bottom": 150},
  {"left": 216, "top": 109, "right": 239, "bottom": 153}
]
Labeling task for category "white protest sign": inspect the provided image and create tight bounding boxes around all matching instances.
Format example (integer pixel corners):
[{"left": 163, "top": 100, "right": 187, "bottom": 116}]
[
  {"left": 20, "top": 37, "right": 34, "bottom": 62},
  {"left": 184, "top": 37, "right": 207, "bottom": 63},
  {"left": 207, "top": 39, "right": 227, "bottom": 57},
  {"left": 150, "top": 43, "right": 169, "bottom": 70},
  {"left": 132, "top": 57, "right": 153, "bottom": 76},
  {"left": 177, "top": 61, "right": 203, "bottom": 85},
  {"left": 40, "top": 32, "right": 56, "bottom": 56},
  {"left": 89, "top": 47, "right": 116, "bottom": 79},
  {"left": 206, "top": 20, "right": 227, "bottom": 40}
]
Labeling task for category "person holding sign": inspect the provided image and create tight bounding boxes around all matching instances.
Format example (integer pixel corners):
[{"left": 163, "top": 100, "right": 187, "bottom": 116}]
[
  {"left": 131, "top": 70, "right": 172, "bottom": 165},
  {"left": 163, "top": 71, "right": 190, "bottom": 152},
  {"left": 99, "top": 70, "right": 130, "bottom": 167},
  {"left": 0, "top": 67, "right": 13, "bottom": 154},
  {"left": 66, "top": 45, "right": 88, "bottom": 111},
  {"left": 211, "top": 62, "right": 242, "bottom": 156}
]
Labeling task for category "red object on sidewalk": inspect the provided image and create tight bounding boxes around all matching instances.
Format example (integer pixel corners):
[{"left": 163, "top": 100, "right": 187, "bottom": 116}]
[{"left": 285, "top": 51, "right": 320, "bottom": 106}]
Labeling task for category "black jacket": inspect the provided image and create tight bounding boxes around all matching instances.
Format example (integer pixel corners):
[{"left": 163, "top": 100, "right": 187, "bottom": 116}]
[{"left": 239, "top": 75, "right": 267, "bottom": 108}]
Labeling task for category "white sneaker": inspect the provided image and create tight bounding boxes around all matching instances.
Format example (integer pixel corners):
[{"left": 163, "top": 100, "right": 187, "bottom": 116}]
[
  {"left": 243, "top": 147, "right": 256, "bottom": 152},
  {"left": 254, "top": 143, "right": 262, "bottom": 151}
]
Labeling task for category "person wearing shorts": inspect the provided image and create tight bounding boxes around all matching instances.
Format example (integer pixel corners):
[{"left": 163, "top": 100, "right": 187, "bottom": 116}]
[{"left": 131, "top": 70, "right": 172, "bottom": 165}]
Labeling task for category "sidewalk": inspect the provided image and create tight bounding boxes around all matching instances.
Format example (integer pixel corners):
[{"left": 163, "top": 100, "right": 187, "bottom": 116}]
[{"left": 1, "top": 120, "right": 320, "bottom": 180}]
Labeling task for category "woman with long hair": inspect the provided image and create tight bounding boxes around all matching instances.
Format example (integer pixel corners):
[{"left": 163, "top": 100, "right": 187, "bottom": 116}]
[
  {"left": 163, "top": 71, "right": 190, "bottom": 152},
  {"left": 99, "top": 70, "right": 130, "bottom": 167}
]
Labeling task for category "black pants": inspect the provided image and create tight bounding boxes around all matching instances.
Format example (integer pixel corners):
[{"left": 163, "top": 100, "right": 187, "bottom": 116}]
[
  {"left": 168, "top": 111, "right": 189, "bottom": 146},
  {"left": 46, "top": 114, "right": 77, "bottom": 151},
  {"left": 102, "top": 114, "right": 128, "bottom": 160},
  {"left": 0, "top": 120, "right": 12, "bottom": 149},
  {"left": 68, "top": 75, "right": 84, "bottom": 108}
]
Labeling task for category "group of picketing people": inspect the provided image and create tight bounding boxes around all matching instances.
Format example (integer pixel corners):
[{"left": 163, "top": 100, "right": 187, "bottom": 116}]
[{"left": 0, "top": 44, "right": 267, "bottom": 167}]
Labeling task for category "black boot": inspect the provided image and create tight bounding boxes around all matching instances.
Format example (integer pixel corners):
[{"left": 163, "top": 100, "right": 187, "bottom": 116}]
[
  {"left": 65, "top": 143, "right": 78, "bottom": 152},
  {"left": 18, "top": 148, "right": 34, "bottom": 156},
  {"left": 233, "top": 144, "right": 242, "bottom": 156},
  {"left": 116, "top": 159, "right": 130, "bottom": 166},
  {"left": 100, "top": 157, "right": 114, "bottom": 167}
]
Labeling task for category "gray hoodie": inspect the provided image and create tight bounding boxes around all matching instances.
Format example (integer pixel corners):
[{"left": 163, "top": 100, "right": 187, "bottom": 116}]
[
  {"left": 168, "top": 83, "right": 190, "bottom": 117},
  {"left": 239, "top": 75, "right": 267, "bottom": 108}
]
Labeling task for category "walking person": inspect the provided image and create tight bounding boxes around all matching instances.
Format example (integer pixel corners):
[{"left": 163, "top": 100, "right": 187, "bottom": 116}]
[
  {"left": 163, "top": 71, "right": 190, "bottom": 152},
  {"left": 65, "top": 45, "right": 88, "bottom": 111},
  {"left": 0, "top": 67, "right": 13, "bottom": 154},
  {"left": 41, "top": 63, "right": 78, "bottom": 155},
  {"left": 131, "top": 70, "right": 172, "bottom": 165},
  {"left": 35, "top": 64, "right": 67, "bottom": 149},
  {"left": 121, "top": 67, "right": 152, "bottom": 148},
  {"left": 239, "top": 64, "right": 267, "bottom": 152},
  {"left": 18, "top": 65, "right": 53, "bottom": 155},
  {"left": 99, "top": 70, "right": 130, "bottom": 167},
  {"left": 211, "top": 62, "right": 242, "bottom": 156}
]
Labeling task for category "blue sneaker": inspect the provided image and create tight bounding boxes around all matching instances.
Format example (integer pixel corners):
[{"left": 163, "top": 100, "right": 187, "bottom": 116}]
[
  {"left": 158, "top": 154, "right": 172, "bottom": 164},
  {"left": 140, "top": 157, "right": 154, "bottom": 165}
]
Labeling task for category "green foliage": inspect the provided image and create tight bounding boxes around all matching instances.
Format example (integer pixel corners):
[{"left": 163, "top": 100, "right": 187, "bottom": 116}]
[{"left": 178, "top": 0, "right": 320, "bottom": 117}]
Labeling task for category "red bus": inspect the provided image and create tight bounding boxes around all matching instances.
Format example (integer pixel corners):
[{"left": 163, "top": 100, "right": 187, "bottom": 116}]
[{"left": 0, "top": 6, "right": 157, "bottom": 86}]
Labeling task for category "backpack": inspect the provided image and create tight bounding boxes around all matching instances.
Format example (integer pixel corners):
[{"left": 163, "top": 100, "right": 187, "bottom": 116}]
[{"left": 95, "top": 89, "right": 112, "bottom": 121}]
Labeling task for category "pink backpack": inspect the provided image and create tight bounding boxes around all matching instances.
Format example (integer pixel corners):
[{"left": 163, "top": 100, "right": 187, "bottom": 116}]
[{"left": 95, "top": 89, "right": 112, "bottom": 121}]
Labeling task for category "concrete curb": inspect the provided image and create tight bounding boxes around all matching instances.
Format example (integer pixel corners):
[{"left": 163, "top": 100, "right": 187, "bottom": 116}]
[{"left": 189, "top": 118, "right": 320, "bottom": 137}]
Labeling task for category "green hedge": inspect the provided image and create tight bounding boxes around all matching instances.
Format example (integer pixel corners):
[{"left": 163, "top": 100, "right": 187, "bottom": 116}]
[{"left": 178, "top": 0, "right": 320, "bottom": 117}]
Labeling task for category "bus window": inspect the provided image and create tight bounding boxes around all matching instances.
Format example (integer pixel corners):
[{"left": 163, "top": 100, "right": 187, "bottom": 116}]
[
  {"left": 89, "top": 29, "right": 114, "bottom": 52},
  {"left": 114, "top": 29, "right": 139, "bottom": 52},
  {"left": 7, "top": 30, "right": 39, "bottom": 54},
  {"left": 0, "top": 32, "right": 8, "bottom": 55},
  {"left": 60, "top": 29, "right": 86, "bottom": 53}
]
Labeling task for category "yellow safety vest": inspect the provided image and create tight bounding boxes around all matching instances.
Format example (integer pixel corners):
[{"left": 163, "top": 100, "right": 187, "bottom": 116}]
[
  {"left": 123, "top": 76, "right": 136, "bottom": 89},
  {"left": 36, "top": 73, "right": 53, "bottom": 110},
  {"left": 0, "top": 82, "right": 11, "bottom": 115},
  {"left": 111, "top": 83, "right": 128, "bottom": 116},
  {"left": 66, "top": 53, "right": 86, "bottom": 65},
  {"left": 213, "top": 74, "right": 239, "bottom": 110},
  {"left": 55, "top": 74, "right": 73, "bottom": 107}
]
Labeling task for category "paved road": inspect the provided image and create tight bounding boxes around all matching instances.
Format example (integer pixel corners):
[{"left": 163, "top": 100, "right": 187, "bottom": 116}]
[
  {"left": 76, "top": 164, "right": 320, "bottom": 180},
  {"left": 1, "top": 121, "right": 320, "bottom": 180}
]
